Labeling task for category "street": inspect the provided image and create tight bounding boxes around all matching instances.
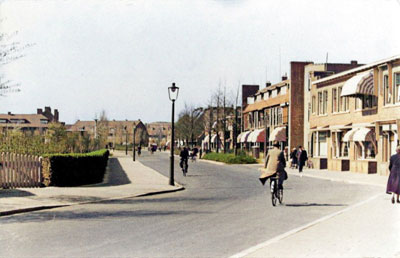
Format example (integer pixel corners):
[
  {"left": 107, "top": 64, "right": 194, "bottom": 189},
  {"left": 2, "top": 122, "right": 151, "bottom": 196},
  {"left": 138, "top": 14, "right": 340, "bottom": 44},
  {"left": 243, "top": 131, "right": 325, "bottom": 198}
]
[{"left": 0, "top": 151, "right": 383, "bottom": 257}]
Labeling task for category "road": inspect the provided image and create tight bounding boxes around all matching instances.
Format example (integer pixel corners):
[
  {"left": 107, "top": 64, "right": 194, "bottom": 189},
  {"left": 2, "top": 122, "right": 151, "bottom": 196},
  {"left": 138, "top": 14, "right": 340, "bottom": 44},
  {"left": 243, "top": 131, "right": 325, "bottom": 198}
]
[{"left": 0, "top": 151, "right": 382, "bottom": 257}]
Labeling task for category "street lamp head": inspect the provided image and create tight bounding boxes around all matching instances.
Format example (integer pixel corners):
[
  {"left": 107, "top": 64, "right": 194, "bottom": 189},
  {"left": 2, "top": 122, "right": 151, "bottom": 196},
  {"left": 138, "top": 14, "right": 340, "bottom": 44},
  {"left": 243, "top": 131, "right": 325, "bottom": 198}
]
[{"left": 168, "top": 82, "right": 179, "bottom": 101}]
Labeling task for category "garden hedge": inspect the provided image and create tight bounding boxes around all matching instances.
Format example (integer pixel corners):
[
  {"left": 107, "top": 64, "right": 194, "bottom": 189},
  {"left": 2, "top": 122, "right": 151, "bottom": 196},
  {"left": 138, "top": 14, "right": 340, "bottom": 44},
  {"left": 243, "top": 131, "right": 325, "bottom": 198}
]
[
  {"left": 202, "top": 152, "right": 256, "bottom": 164},
  {"left": 41, "top": 149, "right": 110, "bottom": 187}
]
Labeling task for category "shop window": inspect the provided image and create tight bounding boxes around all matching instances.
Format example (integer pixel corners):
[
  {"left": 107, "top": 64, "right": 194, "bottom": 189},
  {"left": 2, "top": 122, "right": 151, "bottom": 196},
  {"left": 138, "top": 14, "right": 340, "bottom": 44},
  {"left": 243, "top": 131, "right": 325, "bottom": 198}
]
[
  {"left": 281, "top": 86, "right": 287, "bottom": 95},
  {"left": 336, "top": 132, "right": 349, "bottom": 158},
  {"left": 355, "top": 96, "right": 362, "bottom": 110},
  {"left": 318, "top": 131, "right": 327, "bottom": 157},
  {"left": 356, "top": 141, "right": 376, "bottom": 159},
  {"left": 362, "top": 95, "right": 378, "bottom": 109}
]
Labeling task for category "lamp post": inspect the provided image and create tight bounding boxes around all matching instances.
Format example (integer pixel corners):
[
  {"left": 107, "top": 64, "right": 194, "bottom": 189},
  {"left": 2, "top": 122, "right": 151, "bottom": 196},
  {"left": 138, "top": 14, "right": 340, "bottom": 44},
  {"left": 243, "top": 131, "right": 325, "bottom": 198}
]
[
  {"left": 168, "top": 82, "right": 179, "bottom": 186},
  {"left": 133, "top": 123, "right": 137, "bottom": 161},
  {"left": 124, "top": 125, "right": 128, "bottom": 155}
]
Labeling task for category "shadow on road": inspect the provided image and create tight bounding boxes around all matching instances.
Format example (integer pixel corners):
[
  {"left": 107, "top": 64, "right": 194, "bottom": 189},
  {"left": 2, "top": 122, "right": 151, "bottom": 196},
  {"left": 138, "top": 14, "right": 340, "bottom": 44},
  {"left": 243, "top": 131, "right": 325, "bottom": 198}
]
[
  {"left": 0, "top": 189, "right": 35, "bottom": 198},
  {"left": 0, "top": 209, "right": 211, "bottom": 224},
  {"left": 87, "top": 158, "right": 131, "bottom": 187},
  {"left": 285, "top": 203, "right": 347, "bottom": 207}
]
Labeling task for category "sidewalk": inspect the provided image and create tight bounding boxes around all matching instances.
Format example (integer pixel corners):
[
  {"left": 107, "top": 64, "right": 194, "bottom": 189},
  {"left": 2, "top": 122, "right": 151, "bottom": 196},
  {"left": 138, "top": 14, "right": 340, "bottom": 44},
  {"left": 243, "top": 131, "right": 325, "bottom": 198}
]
[
  {"left": 0, "top": 151, "right": 183, "bottom": 216},
  {"left": 232, "top": 166, "right": 400, "bottom": 258}
]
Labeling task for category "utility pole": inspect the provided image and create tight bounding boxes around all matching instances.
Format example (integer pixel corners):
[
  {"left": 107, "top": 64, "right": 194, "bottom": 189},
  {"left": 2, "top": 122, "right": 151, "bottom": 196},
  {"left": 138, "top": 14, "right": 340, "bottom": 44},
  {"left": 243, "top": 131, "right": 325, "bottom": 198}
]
[{"left": 208, "top": 105, "right": 212, "bottom": 152}]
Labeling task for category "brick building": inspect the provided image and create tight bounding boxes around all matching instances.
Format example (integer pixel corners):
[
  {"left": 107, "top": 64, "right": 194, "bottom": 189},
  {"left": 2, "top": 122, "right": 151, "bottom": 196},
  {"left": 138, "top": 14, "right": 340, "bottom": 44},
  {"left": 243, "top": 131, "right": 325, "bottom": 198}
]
[
  {"left": 146, "top": 122, "right": 171, "bottom": 147},
  {"left": 309, "top": 55, "right": 400, "bottom": 175},
  {"left": 0, "top": 106, "right": 61, "bottom": 135}
]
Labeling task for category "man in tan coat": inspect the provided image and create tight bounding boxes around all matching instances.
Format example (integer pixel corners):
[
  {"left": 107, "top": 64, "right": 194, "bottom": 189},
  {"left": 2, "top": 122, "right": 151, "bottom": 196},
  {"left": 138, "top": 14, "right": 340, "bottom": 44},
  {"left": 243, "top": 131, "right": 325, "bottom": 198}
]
[{"left": 260, "top": 142, "right": 286, "bottom": 187}]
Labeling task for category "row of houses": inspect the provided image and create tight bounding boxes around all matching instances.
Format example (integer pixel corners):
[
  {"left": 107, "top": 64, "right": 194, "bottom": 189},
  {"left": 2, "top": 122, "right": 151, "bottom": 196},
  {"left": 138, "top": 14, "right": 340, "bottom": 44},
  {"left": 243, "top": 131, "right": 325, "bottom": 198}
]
[
  {"left": 0, "top": 106, "right": 172, "bottom": 149},
  {"left": 235, "top": 54, "right": 400, "bottom": 175}
]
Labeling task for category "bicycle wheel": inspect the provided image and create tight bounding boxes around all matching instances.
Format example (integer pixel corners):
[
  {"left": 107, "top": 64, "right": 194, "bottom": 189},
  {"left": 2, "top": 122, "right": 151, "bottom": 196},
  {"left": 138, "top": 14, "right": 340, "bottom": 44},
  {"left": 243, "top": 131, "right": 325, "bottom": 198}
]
[
  {"left": 278, "top": 189, "right": 283, "bottom": 204},
  {"left": 270, "top": 180, "right": 277, "bottom": 206}
]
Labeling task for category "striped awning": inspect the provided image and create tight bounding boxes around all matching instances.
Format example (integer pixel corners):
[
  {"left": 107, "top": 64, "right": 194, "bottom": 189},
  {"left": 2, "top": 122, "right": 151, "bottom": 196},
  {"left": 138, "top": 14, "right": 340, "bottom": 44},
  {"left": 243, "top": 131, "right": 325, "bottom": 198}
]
[
  {"left": 240, "top": 131, "right": 251, "bottom": 143},
  {"left": 341, "top": 72, "right": 374, "bottom": 97},
  {"left": 353, "top": 128, "right": 375, "bottom": 142},
  {"left": 248, "top": 129, "right": 265, "bottom": 143},
  {"left": 237, "top": 132, "right": 244, "bottom": 143},
  {"left": 269, "top": 127, "right": 286, "bottom": 142},
  {"left": 342, "top": 128, "right": 359, "bottom": 142}
]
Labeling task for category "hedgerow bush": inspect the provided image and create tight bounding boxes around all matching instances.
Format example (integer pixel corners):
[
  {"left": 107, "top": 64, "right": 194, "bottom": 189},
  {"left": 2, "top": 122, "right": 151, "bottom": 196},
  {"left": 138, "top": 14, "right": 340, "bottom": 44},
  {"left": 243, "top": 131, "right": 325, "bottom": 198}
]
[
  {"left": 42, "top": 149, "right": 110, "bottom": 187},
  {"left": 203, "top": 152, "right": 256, "bottom": 164}
]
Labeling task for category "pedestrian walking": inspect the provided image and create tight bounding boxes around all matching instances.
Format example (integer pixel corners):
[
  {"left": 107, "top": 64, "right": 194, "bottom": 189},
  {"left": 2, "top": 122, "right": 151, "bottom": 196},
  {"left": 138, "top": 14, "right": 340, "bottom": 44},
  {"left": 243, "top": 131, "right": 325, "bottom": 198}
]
[
  {"left": 387, "top": 145, "right": 400, "bottom": 204},
  {"left": 290, "top": 148, "right": 298, "bottom": 168},
  {"left": 297, "top": 146, "right": 308, "bottom": 174},
  {"left": 137, "top": 146, "right": 141, "bottom": 156}
]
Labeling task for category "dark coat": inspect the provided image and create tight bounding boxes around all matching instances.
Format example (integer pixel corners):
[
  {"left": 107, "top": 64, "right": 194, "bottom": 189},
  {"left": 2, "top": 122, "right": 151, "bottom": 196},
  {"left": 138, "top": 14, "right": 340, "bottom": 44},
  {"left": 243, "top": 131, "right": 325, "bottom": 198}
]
[{"left": 298, "top": 150, "right": 308, "bottom": 166}]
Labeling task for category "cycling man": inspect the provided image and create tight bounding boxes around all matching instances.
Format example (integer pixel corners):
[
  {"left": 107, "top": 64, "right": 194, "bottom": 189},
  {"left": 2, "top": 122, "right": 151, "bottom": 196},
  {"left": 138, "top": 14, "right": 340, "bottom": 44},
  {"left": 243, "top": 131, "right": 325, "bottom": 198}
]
[{"left": 180, "top": 147, "right": 189, "bottom": 174}]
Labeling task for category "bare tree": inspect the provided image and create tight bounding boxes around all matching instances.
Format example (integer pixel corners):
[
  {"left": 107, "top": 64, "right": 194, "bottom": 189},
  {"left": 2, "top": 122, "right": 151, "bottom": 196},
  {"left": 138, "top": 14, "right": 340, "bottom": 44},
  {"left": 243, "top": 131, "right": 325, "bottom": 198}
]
[{"left": 0, "top": 22, "right": 34, "bottom": 96}]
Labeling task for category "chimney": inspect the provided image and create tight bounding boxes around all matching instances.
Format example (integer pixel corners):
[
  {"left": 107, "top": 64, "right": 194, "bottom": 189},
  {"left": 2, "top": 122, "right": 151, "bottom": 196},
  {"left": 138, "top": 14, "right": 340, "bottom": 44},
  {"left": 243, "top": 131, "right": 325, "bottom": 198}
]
[
  {"left": 350, "top": 60, "right": 358, "bottom": 65},
  {"left": 37, "top": 108, "right": 43, "bottom": 115},
  {"left": 7, "top": 111, "right": 12, "bottom": 115},
  {"left": 265, "top": 81, "right": 271, "bottom": 87},
  {"left": 282, "top": 74, "right": 288, "bottom": 81},
  {"left": 54, "top": 109, "right": 59, "bottom": 122},
  {"left": 45, "top": 106, "right": 51, "bottom": 114}
]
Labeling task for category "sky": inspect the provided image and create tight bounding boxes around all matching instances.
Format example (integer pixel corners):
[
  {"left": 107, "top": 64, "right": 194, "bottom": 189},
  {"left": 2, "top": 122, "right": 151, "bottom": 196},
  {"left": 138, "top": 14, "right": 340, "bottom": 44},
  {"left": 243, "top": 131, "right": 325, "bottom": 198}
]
[{"left": 1, "top": 0, "right": 400, "bottom": 124}]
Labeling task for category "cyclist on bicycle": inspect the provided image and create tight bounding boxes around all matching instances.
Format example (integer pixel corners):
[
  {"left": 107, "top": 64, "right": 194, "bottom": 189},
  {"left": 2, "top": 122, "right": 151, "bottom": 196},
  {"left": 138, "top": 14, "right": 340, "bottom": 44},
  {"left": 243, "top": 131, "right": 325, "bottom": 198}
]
[
  {"left": 180, "top": 147, "right": 189, "bottom": 173},
  {"left": 259, "top": 142, "right": 286, "bottom": 189}
]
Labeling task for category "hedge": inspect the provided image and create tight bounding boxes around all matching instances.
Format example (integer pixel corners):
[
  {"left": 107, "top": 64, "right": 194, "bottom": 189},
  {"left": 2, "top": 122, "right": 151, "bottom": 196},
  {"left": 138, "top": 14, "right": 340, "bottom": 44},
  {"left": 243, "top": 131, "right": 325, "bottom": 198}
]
[
  {"left": 202, "top": 152, "right": 256, "bottom": 164},
  {"left": 41, "top": 149, "right": 110, "bottom": 187}
]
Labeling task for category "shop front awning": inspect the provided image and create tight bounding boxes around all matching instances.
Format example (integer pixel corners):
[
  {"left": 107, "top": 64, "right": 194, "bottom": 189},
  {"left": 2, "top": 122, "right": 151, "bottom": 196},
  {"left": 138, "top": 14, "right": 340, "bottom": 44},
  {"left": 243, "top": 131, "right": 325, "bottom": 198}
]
[
  {"left": 342, "top": 128, "right": 359, "bottom": 142},
  {"left": 341, "top": 72, "right": 374, "bottom": 97},
  {"left": 352, "top": 128, "right": 375, "bottom": 142},
  {"left": 237, "top": 132, "right": 244, "bottom": 143},
  {"left": 269, "top": 127, "right": 286, "bottom": 142},
  {"left": 240, "top": 131, "right": 251, "bottom": 143},
  {"left": 248, "top": 129, "right": 265, "bottom": 143}
]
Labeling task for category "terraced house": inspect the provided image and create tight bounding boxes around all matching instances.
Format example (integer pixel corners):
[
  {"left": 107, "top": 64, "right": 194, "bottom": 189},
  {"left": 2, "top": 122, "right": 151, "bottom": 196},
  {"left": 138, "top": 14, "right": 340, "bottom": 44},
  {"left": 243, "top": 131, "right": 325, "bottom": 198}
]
[
  {"left": 309, "top": 55, "right": 400, "bottom": 175},
  {"left": 0, "top": 106, "right": 60, "bottom": 135}
]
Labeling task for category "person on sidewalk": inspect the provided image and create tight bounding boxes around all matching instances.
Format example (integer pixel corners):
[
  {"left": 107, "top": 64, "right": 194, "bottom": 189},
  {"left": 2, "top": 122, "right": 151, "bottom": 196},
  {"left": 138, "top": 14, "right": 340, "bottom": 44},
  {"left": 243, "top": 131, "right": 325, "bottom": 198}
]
[
  {"left": 290, "top": 148, "right": 298, "bottom": 169},
  {"left": 297, "top": 146, "right": 308, "bottom": 175},
  {"left": 259, "top": 142, "right": 287, "bottom": 189},
  {"left": 387, "top": 145, "right": 400, "bottom": 204},
  {"left": 137, "top": 146, "right": 141, "bottom": 156}
]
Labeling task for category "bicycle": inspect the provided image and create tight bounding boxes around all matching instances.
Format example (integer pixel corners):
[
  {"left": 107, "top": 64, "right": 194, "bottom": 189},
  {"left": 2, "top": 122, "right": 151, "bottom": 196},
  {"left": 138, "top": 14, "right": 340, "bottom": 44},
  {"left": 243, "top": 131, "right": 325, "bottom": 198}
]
[
  {"left": 180, "top": 158, "right": 188, "bottom": 176},
  {"left": 270, "top": 176, "right": 283, "bottom": 206}
]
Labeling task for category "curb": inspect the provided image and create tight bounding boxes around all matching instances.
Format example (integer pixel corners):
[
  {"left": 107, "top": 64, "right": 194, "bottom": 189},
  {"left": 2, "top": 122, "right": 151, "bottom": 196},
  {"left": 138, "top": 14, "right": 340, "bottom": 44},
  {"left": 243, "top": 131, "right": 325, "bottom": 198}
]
[{"left": 0, "top": 185, "right": 185, "bottom": 217}]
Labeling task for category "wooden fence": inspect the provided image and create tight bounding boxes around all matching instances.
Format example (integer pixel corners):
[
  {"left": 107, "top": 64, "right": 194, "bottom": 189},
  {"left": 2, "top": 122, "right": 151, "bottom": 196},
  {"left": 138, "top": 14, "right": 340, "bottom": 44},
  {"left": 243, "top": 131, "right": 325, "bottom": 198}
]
[{"left": 0, "top": 153, "right": 42, "bottom": 188}]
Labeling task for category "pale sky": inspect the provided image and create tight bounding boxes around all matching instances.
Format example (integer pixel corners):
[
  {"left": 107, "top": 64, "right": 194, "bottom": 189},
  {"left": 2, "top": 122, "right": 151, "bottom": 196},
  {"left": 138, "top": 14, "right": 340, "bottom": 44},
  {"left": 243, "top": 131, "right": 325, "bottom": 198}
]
[{"left": 1, "top": 0, "right": 400, "bottom": 124}]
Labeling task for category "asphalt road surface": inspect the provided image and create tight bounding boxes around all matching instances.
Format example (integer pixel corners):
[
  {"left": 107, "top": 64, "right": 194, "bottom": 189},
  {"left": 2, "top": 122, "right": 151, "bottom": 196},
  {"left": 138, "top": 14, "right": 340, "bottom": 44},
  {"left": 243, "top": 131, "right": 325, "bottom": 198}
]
[{"left": 0, "top": 151, "right": 382, "bottom": 257}]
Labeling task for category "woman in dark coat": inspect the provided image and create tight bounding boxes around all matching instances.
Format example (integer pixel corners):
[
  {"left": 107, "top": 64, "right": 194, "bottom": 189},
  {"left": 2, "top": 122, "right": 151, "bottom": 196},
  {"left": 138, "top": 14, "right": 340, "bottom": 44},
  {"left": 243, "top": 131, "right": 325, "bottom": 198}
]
[{"left": 387, "top": 146, "right": 400, "bottom": 204}]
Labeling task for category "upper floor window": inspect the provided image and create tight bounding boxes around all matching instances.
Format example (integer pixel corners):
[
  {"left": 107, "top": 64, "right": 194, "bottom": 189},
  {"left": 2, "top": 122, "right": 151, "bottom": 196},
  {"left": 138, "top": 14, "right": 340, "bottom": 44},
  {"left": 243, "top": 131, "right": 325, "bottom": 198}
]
[
  {"left": 271, "top": 90, "right": 277, "bottom": 98},
  {"left": 332, "top": 88, "right": 337, "bottom": 113},
  {"left": 40, "top": 119, "right": 48, "bottom": 124},
  {"left": 323, "top": 90, "right": 328, "bottom": 114},
  {"left": 280, "top": 86, "right": 287, "bottom": 95},
  {"left": 395, "top": 73, "right": 400, "bottom": 103},
  {"left": 312, "top": 95, "right": 316, "bottom": 114},
  {"left": 318, "top": 92, "right": 323, "bottom": 115},
  {"left": 0, "top": 119, "right": 7, "bottom": 124},
  {"left": 384, "top": 74, "right": 390, "bottom": 105},
  {"left": 10, "top": 119, "right": 26, "bottom": 124}
]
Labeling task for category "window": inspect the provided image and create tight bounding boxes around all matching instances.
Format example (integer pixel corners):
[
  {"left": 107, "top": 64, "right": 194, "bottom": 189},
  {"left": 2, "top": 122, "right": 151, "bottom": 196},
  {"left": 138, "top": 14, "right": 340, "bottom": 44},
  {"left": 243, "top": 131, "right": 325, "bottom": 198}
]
[
  {"left": 395, "top": 73, "right": 400, "bottom": 103},
  {"left": 355, "top": 96, "right": 362, "bottom": 110},
  {"left": 318, "top": 92, "right": 323, "bottom": 115},
  {"left": 40, "top": 120, "right": 48, "bottom": 124},
  {"left": 271, "top": 90, "right": 277, "bottom": 98},
  {"left": 10, "top": 119, "right": 26, "bottom": 124},
  {"left": 280, "top": 86, "right": 287, "bottom": 95},
  {"left": 308, "top": 77, "right": 311, "bottom": 91},
  {"left": 332, "top": 88, "right": 337, "bottom": 113},
  {"left": 0, "top": 119, "right": 7, "bottom": 123},
  {"left": 384, "top": 75, "right": 390, "bottom": 105},
  {"left": 355, "top": 141, "right": 376, "bottom": 160},
  {"left": 338, "top": 87, "right": 343, "bottom": 112},
  {"left": 362, "top": 95, "right": 378, "bottom": 109},
  {"left": 277, "top": 108, "right": 282, "bottom": 125},
  {"left": 312, "top": 95, "right": 316, "bottom": 114},
  {"left": 318, "top": 131, "right": 327, "bottom": 157},
  {"left": 336, "top": 132, "right": 349, "bottom": 157},
  {"left": 323, "top": 90, "right": 328, "bottom": 114}
]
